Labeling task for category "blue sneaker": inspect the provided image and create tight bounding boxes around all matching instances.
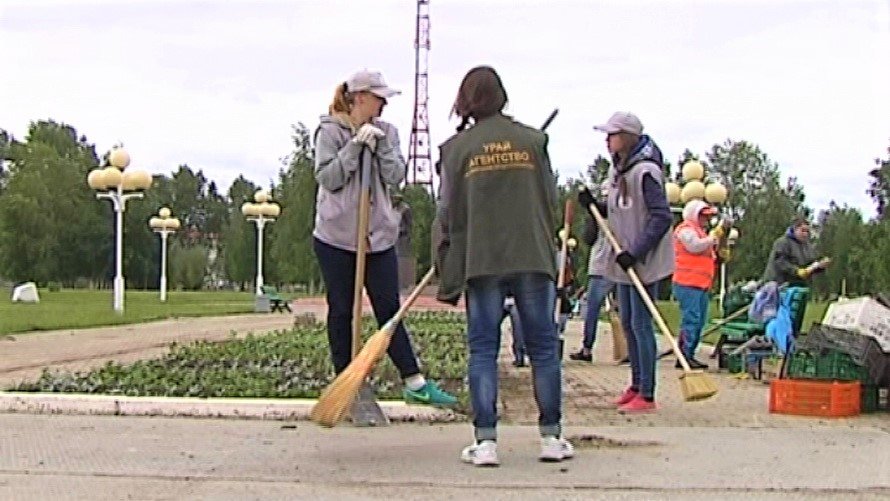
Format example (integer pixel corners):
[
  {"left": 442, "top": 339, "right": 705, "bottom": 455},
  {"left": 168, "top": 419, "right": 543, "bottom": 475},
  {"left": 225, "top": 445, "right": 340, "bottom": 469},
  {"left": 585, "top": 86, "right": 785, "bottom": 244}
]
[{"left": 403, "top": 380, "right": 458, "bottom": 407}]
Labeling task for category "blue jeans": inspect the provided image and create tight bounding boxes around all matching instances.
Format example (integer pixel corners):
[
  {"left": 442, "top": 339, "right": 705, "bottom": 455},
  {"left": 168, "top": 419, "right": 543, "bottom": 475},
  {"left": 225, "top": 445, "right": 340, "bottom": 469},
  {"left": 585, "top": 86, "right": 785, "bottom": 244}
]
[
  {"left": 466, "top": 272, "right": 561, "bottom": 441},
  {"left": 313, "top": 238, "right": 420, "bottom": 378},
  {"left": 616, "top": 281, "right": 660, "bottom": 400},
  {"left": 581, "top": 275, "right": 614, "bottom": 350},
  {"left": 673, "top": 283, "right": 710, "bottom": 360}
]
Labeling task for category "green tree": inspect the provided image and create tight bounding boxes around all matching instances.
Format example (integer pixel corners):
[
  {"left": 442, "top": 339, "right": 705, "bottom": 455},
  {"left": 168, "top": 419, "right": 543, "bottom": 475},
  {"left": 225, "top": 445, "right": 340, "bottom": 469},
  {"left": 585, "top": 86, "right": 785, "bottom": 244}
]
[
  {"left": 221, "top": 176, "right": 259, "bottom": 289},
  {"left": 704, "top": 139, "right": 809, "bottom": 283},
  {"left": 268, "top": 124, "right": 321, "bottom": 289},
  {"left": 0, "top": 120, "right": 108, "bottom": 285},
  {"left": 867, "top": 143, "right": 890, "bottom": 220},
  {"left": 814, "top": 203, "right": 866, "bottom": 297},
  {"left": 399, "top": 183, "right": 435, "bottom": 277},
  {"left": 168, "top": 240, "right": 208, "bottom": 290}
]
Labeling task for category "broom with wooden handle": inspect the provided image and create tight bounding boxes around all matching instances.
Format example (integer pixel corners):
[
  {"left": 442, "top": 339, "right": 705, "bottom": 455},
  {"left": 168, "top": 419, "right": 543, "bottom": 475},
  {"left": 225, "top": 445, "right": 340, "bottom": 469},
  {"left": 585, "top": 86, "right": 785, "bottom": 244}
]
[
  {"left": 604, "top": 293, "right": 628, "bottom": 363},
  {"left": 351, "top": 146, "right": 372, "bottom": 360},
  {"left": 310, "top": 267, "right": 438, "bottom": 427},
  {"left": 554, "top": 199, "right": 574, "bottom": 359},
  {"left": 580, "top": 187, "right": 718, "bottom": 401}
]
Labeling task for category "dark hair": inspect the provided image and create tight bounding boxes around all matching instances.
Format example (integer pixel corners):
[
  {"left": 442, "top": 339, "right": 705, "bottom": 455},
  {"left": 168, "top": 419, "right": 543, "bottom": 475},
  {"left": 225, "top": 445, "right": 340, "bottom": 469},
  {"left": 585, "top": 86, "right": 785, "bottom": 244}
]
[
  {"left": 790, "top": 216, "right": 809, "bottom": 228},
  {"left": 451, "top": 66, "right": 508, "bottom": 129}
]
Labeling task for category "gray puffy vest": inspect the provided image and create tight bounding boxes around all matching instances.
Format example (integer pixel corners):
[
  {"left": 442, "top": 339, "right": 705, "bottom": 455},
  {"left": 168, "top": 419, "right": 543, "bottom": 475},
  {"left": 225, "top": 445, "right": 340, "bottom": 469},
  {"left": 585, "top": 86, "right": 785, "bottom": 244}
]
[{"left": 602, "top": 162, "right": 675, "bottom": 285}]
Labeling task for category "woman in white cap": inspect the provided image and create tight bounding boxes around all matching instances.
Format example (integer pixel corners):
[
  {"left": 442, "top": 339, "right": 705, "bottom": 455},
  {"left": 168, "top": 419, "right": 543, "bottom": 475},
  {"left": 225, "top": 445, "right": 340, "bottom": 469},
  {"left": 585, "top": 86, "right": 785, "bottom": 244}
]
[
  {"left": 312, "top": 69, "right": 457, "bottom": 407},
  {"left": 579, "top": 111, "right": 673, "bottom": 413}
]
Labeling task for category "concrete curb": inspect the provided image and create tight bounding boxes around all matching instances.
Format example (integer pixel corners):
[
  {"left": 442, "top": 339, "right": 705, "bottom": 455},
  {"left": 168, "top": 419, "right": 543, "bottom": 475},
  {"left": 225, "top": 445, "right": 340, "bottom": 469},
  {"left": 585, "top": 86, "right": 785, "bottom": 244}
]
[{"left": 0, "top": 392, "right": 463, "bottom": 423}]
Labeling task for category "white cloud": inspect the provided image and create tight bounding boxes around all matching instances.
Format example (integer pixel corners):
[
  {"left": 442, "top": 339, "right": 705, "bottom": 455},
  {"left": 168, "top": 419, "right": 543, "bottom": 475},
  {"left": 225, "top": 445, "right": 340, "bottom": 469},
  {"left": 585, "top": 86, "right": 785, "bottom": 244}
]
[{"left": 1, "top": 0, "right": 887, "bottom": 216}]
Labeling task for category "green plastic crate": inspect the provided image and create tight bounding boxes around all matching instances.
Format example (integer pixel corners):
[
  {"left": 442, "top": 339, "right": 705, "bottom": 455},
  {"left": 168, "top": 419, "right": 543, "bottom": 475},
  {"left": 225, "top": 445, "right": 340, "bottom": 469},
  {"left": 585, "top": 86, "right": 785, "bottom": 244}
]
[
  {"left": 787, "top": 349, "right": 870, "bottom": 382},
  {"left": 861, "top": 386, "right": 889, "bottom": 413}
]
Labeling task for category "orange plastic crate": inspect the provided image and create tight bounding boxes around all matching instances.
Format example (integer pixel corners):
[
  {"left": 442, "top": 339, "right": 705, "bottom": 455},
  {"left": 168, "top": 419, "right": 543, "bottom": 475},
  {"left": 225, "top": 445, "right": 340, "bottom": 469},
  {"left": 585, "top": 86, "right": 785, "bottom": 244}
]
[{"left": 769, "top": 379, "right": 861, "bottom": 417}]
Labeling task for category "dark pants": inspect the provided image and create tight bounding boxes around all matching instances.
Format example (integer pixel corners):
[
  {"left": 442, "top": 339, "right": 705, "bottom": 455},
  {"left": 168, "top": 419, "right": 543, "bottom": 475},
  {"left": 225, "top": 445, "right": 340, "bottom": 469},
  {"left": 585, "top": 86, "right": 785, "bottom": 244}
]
[{"left": 313, "top": 238, "right": 420, "bottom": 378}]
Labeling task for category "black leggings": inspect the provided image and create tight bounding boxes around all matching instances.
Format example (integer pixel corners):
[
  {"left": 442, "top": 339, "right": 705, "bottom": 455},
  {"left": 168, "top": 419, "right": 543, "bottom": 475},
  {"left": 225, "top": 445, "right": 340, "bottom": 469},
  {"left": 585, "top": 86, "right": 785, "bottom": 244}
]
[{"left": 313, "top": 238, "right": 421, "bottom": 378}]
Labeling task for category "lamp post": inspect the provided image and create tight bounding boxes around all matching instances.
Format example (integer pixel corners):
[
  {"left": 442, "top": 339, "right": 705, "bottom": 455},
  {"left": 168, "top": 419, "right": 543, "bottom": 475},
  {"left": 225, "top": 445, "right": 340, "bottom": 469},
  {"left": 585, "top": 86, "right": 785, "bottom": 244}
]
[
  {"left": 241, "top": 190, "right": 280, "bottom": 296},
  {"left": 149, "top": 207, "right": 180, "bottom": 302},
  {"left": 665, "top": 160, "right": 732, "bottom": 308},
  {"left": 87, "top": 147, "right": 152, "bottom": 313}
]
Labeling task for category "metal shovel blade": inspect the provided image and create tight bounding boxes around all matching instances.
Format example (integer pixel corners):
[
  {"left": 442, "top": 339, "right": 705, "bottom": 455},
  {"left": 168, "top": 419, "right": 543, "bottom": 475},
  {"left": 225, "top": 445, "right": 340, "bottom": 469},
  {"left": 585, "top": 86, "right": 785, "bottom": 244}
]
[{"left": 349, "top": 381, "right": 390, "bottom": 427}]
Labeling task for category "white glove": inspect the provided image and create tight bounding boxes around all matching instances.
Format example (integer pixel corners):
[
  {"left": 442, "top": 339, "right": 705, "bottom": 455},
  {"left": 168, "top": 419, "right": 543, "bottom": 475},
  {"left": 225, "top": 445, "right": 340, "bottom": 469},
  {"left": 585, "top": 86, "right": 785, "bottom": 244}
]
[{"left": 353, "top": 124, "right": 385, "bottom": 151}]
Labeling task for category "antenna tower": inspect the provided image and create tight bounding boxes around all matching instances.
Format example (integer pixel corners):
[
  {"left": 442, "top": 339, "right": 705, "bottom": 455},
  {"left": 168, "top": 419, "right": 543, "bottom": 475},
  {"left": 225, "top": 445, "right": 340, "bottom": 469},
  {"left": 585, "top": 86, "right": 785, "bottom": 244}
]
[{"left": 407, "top": 0, "right": 433, "bottom": 192}]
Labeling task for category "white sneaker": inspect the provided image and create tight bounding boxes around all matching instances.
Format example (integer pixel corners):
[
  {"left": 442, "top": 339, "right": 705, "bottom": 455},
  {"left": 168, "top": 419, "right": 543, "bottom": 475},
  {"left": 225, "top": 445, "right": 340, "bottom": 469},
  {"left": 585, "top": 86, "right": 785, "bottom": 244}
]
[
  {"left": 460, "top": 440, "right": 499, "bottom": 466},
  {"left": 539, "top": 436, "right": 574, "bottom": 462}
]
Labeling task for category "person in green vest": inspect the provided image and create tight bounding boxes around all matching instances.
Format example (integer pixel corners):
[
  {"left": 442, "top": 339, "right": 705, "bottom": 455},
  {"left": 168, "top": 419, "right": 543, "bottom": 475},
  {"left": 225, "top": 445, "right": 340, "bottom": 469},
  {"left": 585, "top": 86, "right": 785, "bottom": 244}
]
[{"left": 436, "top": 66, "right": 572, "bottom": 467}]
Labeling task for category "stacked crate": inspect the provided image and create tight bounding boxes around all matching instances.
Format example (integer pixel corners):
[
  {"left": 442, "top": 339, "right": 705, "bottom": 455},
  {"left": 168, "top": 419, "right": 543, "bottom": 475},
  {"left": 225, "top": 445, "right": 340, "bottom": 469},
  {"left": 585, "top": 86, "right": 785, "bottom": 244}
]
[{"left": 786, "top": 324, "right": 890, "bottom": 413}]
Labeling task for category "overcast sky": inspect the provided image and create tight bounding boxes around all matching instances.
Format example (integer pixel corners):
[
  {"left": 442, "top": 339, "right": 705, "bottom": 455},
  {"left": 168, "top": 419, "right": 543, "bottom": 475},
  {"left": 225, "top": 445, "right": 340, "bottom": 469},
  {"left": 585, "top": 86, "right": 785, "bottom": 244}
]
[{"left": 2, "top": 0, "right": 888, "bottom": 217}]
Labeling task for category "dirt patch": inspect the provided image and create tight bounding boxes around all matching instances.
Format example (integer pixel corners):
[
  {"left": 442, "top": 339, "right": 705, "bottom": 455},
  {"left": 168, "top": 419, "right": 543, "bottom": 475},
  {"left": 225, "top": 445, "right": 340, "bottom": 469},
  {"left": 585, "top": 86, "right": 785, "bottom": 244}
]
[{"left": 566, "top": 433, "right": 662, "bottom": 449}]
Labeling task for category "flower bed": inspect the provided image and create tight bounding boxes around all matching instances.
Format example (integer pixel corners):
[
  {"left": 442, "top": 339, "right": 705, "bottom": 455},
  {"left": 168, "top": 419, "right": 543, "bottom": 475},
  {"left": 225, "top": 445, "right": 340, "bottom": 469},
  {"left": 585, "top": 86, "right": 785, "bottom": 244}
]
[{"left": 13, "top": 312, "right": 469, "bottom": 407}]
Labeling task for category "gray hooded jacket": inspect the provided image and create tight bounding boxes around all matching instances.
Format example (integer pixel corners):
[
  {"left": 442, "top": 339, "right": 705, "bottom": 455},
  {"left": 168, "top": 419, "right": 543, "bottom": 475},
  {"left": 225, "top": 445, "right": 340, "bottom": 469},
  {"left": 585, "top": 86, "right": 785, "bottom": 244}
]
[{"left": 312, "top": 114, "right": 406, "bottom": 252}]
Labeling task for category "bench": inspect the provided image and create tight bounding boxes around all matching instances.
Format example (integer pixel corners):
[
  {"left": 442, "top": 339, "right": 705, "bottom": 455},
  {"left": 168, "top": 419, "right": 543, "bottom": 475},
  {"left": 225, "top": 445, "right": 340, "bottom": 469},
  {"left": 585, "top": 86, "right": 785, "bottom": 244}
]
[
  {"left": 261, "top": 285, "right": 292, "bottom": 313},
  {"left": 717, "top": 287, "right": 810, "bottom": 378}
]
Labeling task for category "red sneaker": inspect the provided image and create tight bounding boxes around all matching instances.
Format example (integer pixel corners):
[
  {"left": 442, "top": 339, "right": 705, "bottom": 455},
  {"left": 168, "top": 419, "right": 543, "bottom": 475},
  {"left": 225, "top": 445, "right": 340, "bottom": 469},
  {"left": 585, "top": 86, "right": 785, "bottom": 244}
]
[
  {"left": 618, "top": 395, "right": 657, "bottom": 414},
  {"left": 614, "top": 387, "right": 638, "bottom": 406}
]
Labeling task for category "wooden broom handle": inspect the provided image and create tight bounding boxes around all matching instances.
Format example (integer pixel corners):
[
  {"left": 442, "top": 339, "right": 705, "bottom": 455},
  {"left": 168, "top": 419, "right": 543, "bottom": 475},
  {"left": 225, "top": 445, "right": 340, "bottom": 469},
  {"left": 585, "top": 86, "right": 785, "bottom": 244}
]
[
  {"left": 583, "top": 199, "right": 692, "bottom": 372},
  {"left": 351, "top": 147, "right": 371, "bottom": 359},
  {"left": 554, "top": 199, "right": 574, "bottom": 322},
  {"left": 390, "top": 268, "right": 437, "bottom": 325}
]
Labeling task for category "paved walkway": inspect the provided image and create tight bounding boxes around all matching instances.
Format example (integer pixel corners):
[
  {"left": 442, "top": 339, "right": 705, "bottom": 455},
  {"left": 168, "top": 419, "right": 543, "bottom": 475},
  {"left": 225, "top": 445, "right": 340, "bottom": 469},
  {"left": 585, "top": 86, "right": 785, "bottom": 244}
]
[{"left": 1, "top": 413, "right": 888, "bottom": 499}]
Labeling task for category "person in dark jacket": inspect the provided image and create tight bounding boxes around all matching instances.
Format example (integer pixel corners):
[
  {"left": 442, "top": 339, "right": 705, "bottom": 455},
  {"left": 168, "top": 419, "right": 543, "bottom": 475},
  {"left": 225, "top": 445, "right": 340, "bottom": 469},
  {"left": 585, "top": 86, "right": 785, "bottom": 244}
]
[
  {"left": 762, "top": 217, "right": 830, "bottom": 286},
  {"left": 437, "top": 66, "right": 572, "bottom": 466},
  {"left": 312, "top": 69, "right": 456, "bottom": 408},
  {"left": 580, "top": 111, "right": 673, "bottom": 414}
]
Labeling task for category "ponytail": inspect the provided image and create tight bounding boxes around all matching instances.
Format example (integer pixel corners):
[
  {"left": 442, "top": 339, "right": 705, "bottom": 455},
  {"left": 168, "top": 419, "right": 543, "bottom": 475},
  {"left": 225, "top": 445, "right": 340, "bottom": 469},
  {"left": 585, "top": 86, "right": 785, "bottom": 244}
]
[
  {"left": 328, "top": 82, "right": 352, "bottom": 115},
  {"left": 455, "top": 116, "right": 470, "bottom": 133}
]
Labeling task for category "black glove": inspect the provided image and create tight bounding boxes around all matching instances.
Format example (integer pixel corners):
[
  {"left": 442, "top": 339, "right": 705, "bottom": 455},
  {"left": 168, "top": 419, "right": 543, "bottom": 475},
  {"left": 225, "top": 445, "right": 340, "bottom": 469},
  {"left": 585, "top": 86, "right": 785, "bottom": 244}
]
[
  {"left": 577, "top": 186, "right": 596, "bottom": 208},
  {"left": 616, "top": 251, "right": 636, "bottom": 271}
]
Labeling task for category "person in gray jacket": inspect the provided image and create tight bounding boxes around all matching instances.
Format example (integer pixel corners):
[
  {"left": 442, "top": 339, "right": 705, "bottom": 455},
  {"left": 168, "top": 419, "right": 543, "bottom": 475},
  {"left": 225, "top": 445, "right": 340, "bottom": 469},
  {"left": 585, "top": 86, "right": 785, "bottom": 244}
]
[{"left": 312, "top": 69, "right": 456, "bottom": 407}]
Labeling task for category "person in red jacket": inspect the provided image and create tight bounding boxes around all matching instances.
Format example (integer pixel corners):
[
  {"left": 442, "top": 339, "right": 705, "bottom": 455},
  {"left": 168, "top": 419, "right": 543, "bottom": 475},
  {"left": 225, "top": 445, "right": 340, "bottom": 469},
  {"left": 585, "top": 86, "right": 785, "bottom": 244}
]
[{"left": 672, "top": 199, "right": 729, "bottom": 369}]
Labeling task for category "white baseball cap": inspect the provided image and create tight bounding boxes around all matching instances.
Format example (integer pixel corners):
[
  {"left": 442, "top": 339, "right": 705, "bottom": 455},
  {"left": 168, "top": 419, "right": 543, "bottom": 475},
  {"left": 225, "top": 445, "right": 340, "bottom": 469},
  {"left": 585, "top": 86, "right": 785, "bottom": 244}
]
[
  {"left": 346, "top": 69, "right": 401, "bottom": 99},
  {"left": 593, "top": 111, "right": 643, "bottom": 135}
]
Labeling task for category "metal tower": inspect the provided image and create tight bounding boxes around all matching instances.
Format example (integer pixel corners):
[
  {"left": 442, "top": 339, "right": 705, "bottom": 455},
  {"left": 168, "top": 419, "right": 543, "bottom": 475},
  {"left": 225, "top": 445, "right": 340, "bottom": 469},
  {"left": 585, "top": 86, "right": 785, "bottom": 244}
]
[{"left": 407, "top": 0, "right": 432, "bottom": 191}]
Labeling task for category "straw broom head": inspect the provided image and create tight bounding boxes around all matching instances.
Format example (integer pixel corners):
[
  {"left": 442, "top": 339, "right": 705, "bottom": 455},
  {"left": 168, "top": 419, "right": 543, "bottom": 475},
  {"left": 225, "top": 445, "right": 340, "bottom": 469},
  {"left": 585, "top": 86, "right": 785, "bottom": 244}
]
[
  {"left": 310, "top": 325, "right": 392, "bottom": 427},
  {"left": 310, "top": 268, "right": 438, "bottom": 427},
  {"left": 680, "top": 370, "right": 719, "bottom": 401}
]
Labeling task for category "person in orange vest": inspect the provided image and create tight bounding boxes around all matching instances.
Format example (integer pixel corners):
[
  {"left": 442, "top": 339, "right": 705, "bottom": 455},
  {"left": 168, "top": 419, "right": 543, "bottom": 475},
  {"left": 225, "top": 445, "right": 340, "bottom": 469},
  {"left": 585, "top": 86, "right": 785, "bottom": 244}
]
[{"left": 672, "top": 199, "right": 731, "bottom": 369}]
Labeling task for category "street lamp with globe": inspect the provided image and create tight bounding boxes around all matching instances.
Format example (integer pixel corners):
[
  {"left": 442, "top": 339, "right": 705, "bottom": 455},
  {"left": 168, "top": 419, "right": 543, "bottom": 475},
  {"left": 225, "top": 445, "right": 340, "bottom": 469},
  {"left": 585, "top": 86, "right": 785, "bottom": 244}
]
[
  {"left": 86, "top": 147, "right": 152, "bottom": 313},
  {"left": 149, "top": 207, "right": 181, "bottom": 302},
  {"left": 241, "top": 190, "right": 280, "bottom": 296}
]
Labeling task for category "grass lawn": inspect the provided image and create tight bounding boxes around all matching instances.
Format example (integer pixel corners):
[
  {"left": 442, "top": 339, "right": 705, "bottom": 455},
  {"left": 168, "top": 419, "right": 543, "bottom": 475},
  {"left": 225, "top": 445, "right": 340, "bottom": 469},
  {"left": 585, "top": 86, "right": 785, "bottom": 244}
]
[{"left": 0, "top": 290, "right": 259, "bottom": 335}]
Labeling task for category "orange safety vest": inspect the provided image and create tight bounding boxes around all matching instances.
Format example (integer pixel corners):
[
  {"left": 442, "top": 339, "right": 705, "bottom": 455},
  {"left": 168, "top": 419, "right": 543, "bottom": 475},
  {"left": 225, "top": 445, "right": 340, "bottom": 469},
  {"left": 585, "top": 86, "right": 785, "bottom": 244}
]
[{"left": 672, "top": 220, "right": 715, "bottom": 290}]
